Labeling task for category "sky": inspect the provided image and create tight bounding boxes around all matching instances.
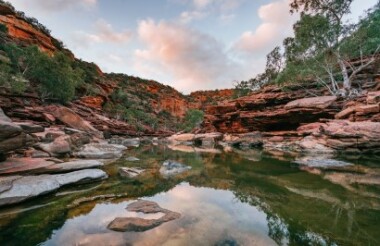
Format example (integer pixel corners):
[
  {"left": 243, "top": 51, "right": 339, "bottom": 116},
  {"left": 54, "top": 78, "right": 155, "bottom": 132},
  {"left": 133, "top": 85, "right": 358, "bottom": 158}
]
[{"left": 8, "top": 0, "right": 378, "bottom": 93}]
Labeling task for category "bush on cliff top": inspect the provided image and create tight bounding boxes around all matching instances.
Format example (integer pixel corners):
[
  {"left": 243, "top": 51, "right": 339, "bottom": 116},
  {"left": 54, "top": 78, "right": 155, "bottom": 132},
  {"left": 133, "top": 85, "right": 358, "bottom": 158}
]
[
  {"left": 235, "top": 1, "right": 380, "bottom": 97},
  {"left": 0, "top": 43, "right": 85, "bottom": 103}
]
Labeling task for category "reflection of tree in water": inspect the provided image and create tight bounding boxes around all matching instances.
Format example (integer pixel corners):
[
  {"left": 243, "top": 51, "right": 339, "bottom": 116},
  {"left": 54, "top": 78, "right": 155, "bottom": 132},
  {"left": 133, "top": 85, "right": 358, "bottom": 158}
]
[{"left": 233, "top": 190, "right": 338, "bottom": 246}]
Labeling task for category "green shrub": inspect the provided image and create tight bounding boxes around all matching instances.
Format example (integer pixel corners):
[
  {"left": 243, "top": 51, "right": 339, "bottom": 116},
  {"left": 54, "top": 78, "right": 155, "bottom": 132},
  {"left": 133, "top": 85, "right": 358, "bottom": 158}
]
[
  {"left": 181, "top": 109, "right": 204, "bottom": 132},
  {"left": 0, "top": 23, "right": 7, "bottom": 33},
  {"left": 21, "top": 47, "right": 84, "bottom": 103}
]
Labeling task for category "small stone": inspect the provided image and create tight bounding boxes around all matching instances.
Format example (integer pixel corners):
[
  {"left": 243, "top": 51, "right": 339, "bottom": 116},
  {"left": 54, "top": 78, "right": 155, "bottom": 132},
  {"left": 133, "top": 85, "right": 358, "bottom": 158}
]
[{"left": 108, "top": 200, "right": 181, "bottom": 232}]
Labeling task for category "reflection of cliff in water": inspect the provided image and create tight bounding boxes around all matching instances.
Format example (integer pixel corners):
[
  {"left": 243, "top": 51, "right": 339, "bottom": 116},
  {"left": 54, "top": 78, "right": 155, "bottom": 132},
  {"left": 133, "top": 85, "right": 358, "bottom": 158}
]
[
  {"left": 187, "top": 150, "right": 380, "bottom": 246},
  {"left": 0, "top": 145, "right": 379, "bottom": 246}
]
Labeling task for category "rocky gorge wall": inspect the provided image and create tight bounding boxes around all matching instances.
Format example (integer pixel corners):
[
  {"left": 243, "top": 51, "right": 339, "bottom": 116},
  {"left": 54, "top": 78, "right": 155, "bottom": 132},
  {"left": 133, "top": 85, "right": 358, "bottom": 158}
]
[
  {"left": 0, "top": 3, "right": 235, "bottom": 137},
  {"left": 194, "top": 76, "right": 380, "bottom": 154}
]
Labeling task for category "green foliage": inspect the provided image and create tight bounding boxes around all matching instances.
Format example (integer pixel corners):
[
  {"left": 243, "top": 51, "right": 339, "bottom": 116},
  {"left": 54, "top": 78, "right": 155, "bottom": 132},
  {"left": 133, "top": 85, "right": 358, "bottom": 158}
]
[
  {"left": 74, "top": 60, "right": 100, "bottom": 83},
  {"left": 23, "top": 48, "right": 84, "bottom": 103},
  {"left": 181, "top": 109, "right": 204, "bottom": 132},
  {"left": 236, "top": 0, "right": 379, "bottom": 97},
  {"left": 0, "top": 23, "right": 7, "bottom": 34},
  {"left": 279, "top": 1, "right": 380, "bottom": 94},
  {"left": 0, "top": 43, "right": 84, "bottom": 102},
  {"left": 340, "top": 4, "right": 380, "bottom": 58}
]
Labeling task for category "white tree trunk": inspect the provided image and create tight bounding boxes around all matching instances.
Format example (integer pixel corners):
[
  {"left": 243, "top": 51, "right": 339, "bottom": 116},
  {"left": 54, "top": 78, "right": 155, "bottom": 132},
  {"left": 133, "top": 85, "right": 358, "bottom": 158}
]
[{"left": 338, "top": 59, "right": 350, "bottom": 91}]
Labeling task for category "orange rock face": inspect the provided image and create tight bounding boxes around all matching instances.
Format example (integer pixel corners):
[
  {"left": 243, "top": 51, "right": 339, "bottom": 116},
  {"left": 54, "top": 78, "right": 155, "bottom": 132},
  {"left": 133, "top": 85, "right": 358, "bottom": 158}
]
[
  {"left": 201, "top": 86, "right": 341, "bottom": 133},
  {"left": 189, "top": 89, "right": 235, "bottom": 110},
  {"left": 80, "top": 96, "right": 104, "bottom": 110},
  {"left": 0, "top": 5, "right": 57, "bottom": 54},
  {"left": 158, "top": 97, "right": 188, "bottom": 118}
]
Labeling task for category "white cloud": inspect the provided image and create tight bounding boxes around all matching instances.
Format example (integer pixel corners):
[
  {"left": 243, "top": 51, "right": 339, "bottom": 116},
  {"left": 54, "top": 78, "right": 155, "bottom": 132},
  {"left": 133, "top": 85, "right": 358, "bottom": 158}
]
[
  {"left": 179, "top": 10, "right": 208, "bottom": 23},
  {"left": 192, "top": 0, "right": 242, "bottom": 11},
  {"left": 94, "top": 19, "right": 133, "bottom": 43},
  {"left": 193, "top": 0, "right": 213, "bottom": 9},
  {"left": 10, "top": 0, "right": 97, "bottom": 12},
  {"left": 71, "top": 19, "right": 133, "bottom": 47},
  {"left": 234, "top": 0, "right": 297, "bottom": 54},
  {"left": 134, "top": 19, "right": 239, "bottom": 92}
]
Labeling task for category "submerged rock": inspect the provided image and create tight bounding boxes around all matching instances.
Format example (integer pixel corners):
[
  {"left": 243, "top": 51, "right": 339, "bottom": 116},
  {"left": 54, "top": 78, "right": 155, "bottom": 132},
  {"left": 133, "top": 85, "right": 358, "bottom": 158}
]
[
  {"left": 119, "top": 167, "right": 145, "bottom": 178},
  {"left": 294, "top": 157, "right": 353, "bottom": 169},
  {"left": 108, "top": 200, "right": 181, "bottom": 232},
  {"left": 160, "top": 160, "right": 191, "bottom": 177},
  {"left": 125, "top": 157, "right": 140, "bottom": 162},
  {"left": 0, "top": 169, "right": 107, "bottom": 207}
]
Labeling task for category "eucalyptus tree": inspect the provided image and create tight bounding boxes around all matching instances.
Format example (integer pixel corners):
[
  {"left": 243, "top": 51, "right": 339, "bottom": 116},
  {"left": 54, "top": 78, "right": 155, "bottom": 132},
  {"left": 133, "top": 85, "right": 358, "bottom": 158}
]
[{"left": 282, "top": 0, "right": 380, "bottom": 96}]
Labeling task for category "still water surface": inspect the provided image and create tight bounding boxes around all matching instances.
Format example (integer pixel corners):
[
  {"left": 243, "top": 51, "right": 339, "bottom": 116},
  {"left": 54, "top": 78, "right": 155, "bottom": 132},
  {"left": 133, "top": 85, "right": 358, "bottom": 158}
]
[{"left": 0, "top": 145, "right": 379, "bottom": 246}]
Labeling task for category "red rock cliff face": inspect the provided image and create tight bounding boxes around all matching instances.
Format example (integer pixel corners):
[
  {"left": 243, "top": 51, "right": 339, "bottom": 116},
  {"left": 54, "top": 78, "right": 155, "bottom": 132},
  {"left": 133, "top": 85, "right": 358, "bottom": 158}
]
[
  {"left": 202, "top": 79, "right": 380, "bottom": 134},
  {"left": 188, "top": 89, "right": 235, "bottom": 110},
  {"left": 0, "top": 5, "right": 58, "bottom": 54},
  {"left": 145, "top": 83, "right": 189, "bottom": 118}
]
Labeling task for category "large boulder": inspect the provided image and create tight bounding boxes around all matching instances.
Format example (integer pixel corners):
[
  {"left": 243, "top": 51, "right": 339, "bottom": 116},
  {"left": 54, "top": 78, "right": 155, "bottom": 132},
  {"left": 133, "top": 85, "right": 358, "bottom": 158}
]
[
  {"left": 0, "top": 133, "right": 31, "bottom": 153},
  {"left": 37, "top": 135, "right": 72, "bottom": 157},
  {"left": 0, "top": 169, "right": 108, "bottom": 207},
  {"left": 0, "top": 109, "right": 36, "bottom": 160},
  {"left": 298, "top": 120, "right": 380, "bottom": 153},
  {"left": 45, "top": 105, "right": 102, "bottom": 137},
  {"left": 0, "top": 120, "right": 22, "bottom": 141}
]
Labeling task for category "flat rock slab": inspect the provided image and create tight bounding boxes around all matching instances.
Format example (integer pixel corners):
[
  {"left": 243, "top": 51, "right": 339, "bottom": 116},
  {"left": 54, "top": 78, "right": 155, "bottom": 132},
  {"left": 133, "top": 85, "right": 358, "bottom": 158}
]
[
  {"left": 160, "top": 160, "right": 191, "bottom": 178},
  {"left": 74, "top": 143, "right": 127, "bottom": 159},
  {"left": 0, "top": 169, "right": 107, "bottom": 207},
  {"left": 285, "top": 96, "right": 337, "bottom": 110},
  {"left": 108, "top": 200, "right": 180, "bottom": 232},
  {"left": 0, "top": 158, "right": 55, "bottom": 175},
  {"left": 39, "top": 160, "right": 104, "bottom": 174},
  {"left": 0, "top": 158, "right": 104, "bottom": 175}
]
